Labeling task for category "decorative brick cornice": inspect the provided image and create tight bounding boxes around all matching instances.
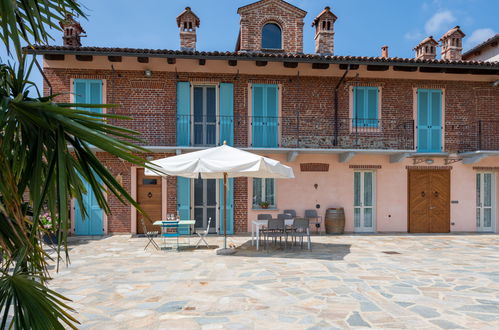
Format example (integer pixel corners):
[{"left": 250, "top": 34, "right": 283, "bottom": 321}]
[
  {"left": 346, "top": 81, "right": 385, "bottom": 88},
  {"left": 249, "top": 80, "right": 283, "bottom": 85},
  {"left": 300, "top": 163, "right": 329, "bottom": 172},
  {"left": 130, "top": 80, "right": 165, "bottom": 89},
  {"left": 349, "top": 165, "right": 382, "bottom": 169},
  {"left": 472, "top": 167, "right": 499, "bottom": 171},
  {"left": 406, "top": 166, "right": 453, "bottom": 170},
  {"left": 413, "top": 84, "right": 446, "bottom": 90}
]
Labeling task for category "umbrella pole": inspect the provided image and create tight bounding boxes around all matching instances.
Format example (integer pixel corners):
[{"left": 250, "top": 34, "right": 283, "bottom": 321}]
[{"left": 223, "top": 172, "right": 227, "bottom": 249}]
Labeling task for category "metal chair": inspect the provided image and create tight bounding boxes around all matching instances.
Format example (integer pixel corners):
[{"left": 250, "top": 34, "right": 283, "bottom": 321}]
[
  {"left": 140, "top": 217, "right": 160, "bottom": 250},
  {"left": 277, "top": 213, "right": 293, "bottom": 220},
  {"left": 264, "top": 219, "right": 286, "bottom": 250},
  {"left": 289, "top": 217, "right": 311, "bottom": 250},
  {"left": 257, "top": 214, "right": 273, "bottom": 245},
  {"left": 283, "top": 209, "right": 297, "bottom": 218},
  {"left": 195, "top": 217, "right": 212, "bottom": 248},
  {"left": 305, "top": 209, "right": 323, "bottom": 234}
]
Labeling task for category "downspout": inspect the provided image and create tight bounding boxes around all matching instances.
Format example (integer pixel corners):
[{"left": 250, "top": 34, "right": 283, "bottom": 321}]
[
  {"left": 333, "top": 65, "right": 350, "bottom": 146},
  {"left": 33, "top": 55, "right": 53, "bottom": 96}
]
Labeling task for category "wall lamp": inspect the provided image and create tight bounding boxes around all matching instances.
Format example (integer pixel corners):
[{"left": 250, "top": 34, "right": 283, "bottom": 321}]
[
  {"left": 425, "top": 159, "right": 434, "bottom": 164},
  {"left": 144, "top": 69, "right": 152, "bottom": 78}
]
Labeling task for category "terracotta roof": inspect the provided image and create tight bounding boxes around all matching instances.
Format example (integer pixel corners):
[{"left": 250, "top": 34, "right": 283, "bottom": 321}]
[
  {"left": 237, "top": 0, "right": 307, "bottom": 16},
  {"left": 312, "top": 6, "right": 337, "bottom": 27},
  {"left": 440, "top": 25, "right": 465, "bottom": 40},
  {"left": 176, "top": 7, "right": 200, "bottom": 27},
  {"left": 25, "top": 45, "right": 499, "bottom": 69},
  {"left": 463, "top": 34, "right": 499, "bottom": 60}
]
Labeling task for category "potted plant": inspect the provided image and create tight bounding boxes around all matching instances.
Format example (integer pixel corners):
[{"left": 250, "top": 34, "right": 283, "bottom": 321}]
[
  {"left": 259, "top": 201, "right": 270, "bottom": 209},
  {"left": 39, "top": 212, "right": 59, "bottom": 245}
]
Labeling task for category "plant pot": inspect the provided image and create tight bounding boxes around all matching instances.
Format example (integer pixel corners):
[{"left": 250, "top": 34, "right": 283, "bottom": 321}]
[
  {"left": 260, "top": 205, "right": 269, "bottom": 209},
  {"left": 42, "top": 232, "right": 59, "bottom": 245}
]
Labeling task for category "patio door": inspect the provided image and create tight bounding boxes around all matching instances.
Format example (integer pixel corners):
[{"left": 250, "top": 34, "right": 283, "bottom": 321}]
[
  {"left": 194, "top": 179, "right": 217, "bottom": 233},
  {"left": 354, "top": 171, "right": 376, "bottom": 232},
  {"left": 193, "top": 86, "right": 217, "bottom": 146},
  {"left": 476, "top": 172, "right": 495, "bottom": 232}
]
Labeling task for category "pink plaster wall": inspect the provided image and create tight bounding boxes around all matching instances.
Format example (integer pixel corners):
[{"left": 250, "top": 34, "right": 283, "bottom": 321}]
[{"left": 247, "top": 154, "right": 499, "bottom": 233}]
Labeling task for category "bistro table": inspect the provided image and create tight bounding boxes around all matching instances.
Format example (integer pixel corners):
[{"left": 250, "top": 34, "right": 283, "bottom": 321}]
[
  {"left": 153, "top": 220, "right": 196, "bottom": 234},
  {"left": 251, "top": 219, "right": 294, "bottom": 251}
]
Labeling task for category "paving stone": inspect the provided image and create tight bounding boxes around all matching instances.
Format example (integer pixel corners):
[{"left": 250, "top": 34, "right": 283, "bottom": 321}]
[
  {"left": 409, "top": 305, "right": 440, "bottom": 318},
  {"left": 346, "top": 312, "right": 370, "bottom": 327},
  {"left": 430, "top": 319, "right": 465, "bottom": 329}
]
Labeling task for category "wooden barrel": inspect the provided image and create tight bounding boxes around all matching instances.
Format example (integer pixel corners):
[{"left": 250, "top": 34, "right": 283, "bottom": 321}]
[{"left": 325, "top": 208, "right": 345, "bottom": 234}]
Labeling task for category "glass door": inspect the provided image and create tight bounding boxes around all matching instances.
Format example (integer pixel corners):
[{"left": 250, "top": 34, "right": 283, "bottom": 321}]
[
  {"left": 354, "top": 171, "right": 376, "bottom": 232},
  {"left": 476, "top": 172, "right": 495, "bottom": 232},
  {"left": 193, "top": 86, "right": 217, "bottom": 146},
  {"left": 194, "top": 179, "right": 217, "bottom": 233}
]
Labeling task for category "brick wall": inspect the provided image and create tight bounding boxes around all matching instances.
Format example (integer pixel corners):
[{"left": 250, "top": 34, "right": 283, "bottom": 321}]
[
  {"left": 238, "top": 0, "right": 306, "bottom": 53},
  {"left": 45, "top": 67, "right": 498, "bottom": 233}
]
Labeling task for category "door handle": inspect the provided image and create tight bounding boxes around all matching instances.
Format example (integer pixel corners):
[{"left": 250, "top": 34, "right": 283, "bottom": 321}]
[
  {"left": 430, "top": 206, "right": 436, "bottom": 210},
  {"left": 433, "top": 191, "right": 439, "bottom": 198},
  {"left": 421, "top": 191, "right": 426, "bottom": 197}
]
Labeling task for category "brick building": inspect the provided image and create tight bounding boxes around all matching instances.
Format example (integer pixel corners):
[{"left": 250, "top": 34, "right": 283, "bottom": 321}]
[{"left": 28, "top": 0, "right": 499, "bottom": 235}]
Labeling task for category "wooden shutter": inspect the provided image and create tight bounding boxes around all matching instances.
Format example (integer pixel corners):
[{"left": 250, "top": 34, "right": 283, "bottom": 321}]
[
  {"left": 252, "top": 84, "right": 278, "bottom": 147},
  {"left": 219, "top": 178, "right": 234, "bottom": 234},
  {"left": 176, "top": 82, "right": 191, "bottom": 146},
  {"left": 219, "top": 83, "right": 234, "bottom": 145},
  {"left": 353, "top": 87, "right": 378, "bottom": 127},
  {"left": 417, "top": 89, "right": 442, "bottom": 152},
  {"left": 177, "top": 177, "right": 191, "bottom": 220}
]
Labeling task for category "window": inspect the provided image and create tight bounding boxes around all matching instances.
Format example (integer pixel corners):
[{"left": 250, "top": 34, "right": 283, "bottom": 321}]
[
  {"left": 353, "top": 86, "right": 379, "bottom": 127},
  {"left": 262, "top": 23, "right": 282, "bottom": 49},
  {"left": 253, "top": 178, "right": 275, "bottom": 208}
]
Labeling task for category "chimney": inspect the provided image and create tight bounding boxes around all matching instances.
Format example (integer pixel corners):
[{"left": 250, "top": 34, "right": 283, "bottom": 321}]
[
  {"left": 176, "top": 7, "right": 200, "bottom": 51},
  {"left": 414, "top": 36, "right": 438, "bottom": 60},
  {"left": 381, "top": 45, "right": 389, "bottom": 58},
  {"left": 312, "top": 6, "right": 337, "bottom": 55},
  {"left": 59, "top": 13, "right": 85, "bottom": 47},
  {"left": 439, "top": 26, "right": 465, "bottom": 60}
]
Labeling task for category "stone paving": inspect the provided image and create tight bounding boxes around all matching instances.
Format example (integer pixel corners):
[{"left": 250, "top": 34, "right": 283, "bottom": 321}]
[{"left": 47, "top": 234, "right": 499, "bottom": 329}]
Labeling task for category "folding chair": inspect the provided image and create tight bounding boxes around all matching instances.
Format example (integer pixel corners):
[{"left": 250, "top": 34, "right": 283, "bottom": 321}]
[
  {"left": 195, "top": 217, "right": 212, "bottom": 248},
  {"left": 140, "top": 217, "right": 160, "bottom": 250}
]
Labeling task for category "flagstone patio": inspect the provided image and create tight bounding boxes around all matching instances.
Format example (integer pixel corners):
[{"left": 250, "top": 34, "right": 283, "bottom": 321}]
[{"left": 48, "top": 234, "right": 499, "bottom": 329}]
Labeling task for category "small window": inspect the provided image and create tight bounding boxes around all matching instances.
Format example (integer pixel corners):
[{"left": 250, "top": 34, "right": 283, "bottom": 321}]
[
  {"left": 353, "top": 87, "right": 379, "bottom": 127},
  {"left": 143, "top": 179, "right": 158, "bottom": 185},
  {"left": 262, "top": 23, "right": 282, "bottom": 49},
  {"left": 253, "top": 178, "right": 276, "bottom": 208}
]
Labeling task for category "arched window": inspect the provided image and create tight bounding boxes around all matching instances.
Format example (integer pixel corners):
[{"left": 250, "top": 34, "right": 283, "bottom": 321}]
[{"left": 262, "top": 23, "right": 282, "bottom": 49}]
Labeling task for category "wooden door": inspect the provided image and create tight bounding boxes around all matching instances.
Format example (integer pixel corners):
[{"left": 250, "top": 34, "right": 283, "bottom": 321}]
[
  {"left": 408, "top": 170, "right": 450, "bottom": 233},
  {"left": 137, "top": 168, "right": 162, "bottom": 234}
]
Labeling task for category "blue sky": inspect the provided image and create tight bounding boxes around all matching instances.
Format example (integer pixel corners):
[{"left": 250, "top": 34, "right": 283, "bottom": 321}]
[{"left": 2, "top": 0, "right": 498, "bottom": 90}]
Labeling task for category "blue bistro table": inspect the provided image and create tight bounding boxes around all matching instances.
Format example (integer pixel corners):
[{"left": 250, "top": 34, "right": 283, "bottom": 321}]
[{"left": 153, "top": 220, "right": 195, "bottom": 250}]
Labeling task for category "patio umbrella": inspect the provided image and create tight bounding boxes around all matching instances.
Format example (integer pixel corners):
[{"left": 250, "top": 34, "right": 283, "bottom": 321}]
[{"left": 144, "top": 142, "right": 294, "bottom": 253}]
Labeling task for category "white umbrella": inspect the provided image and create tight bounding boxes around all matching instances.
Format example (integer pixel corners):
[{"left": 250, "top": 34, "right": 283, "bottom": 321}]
[{"left": 145, "top": 143, "right": 294, "bottom": 252}]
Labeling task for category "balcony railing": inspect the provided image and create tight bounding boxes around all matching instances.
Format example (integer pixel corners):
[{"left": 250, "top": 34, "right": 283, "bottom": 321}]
[{"left": 174, "top": 115, "right": 415, "bottom": 150}]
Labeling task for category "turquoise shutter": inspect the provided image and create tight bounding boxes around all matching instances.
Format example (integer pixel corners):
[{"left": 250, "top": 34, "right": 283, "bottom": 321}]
[
  {"left": 417, "top": 89, "right": 429, "bottom": 152},
  {"left": 177, "top": 82, "right": 191, "bottom": 146},
  {"left": 429, "top": 90, "right": 442, "bottom": 152},
  {"left": 353, "top": 87, "right": 378, "bottom": 127},
  {"left": 418, "top": 89, "right": 441, "bottom": 152},
  {"left": 252, "top": 84, "right": 265, "bottom": 147},
  {"left": 74, "top": 79, "right": 102, "bottom": 113},
  {"left": 366, "top": 87, "right": 378, "bottom": 127},
  {"left": 252, "top": 84, "right": 278, "bottom": 147},
  {"left": 219, "top": 83, "right": 234, "bottom": 145},
  {"left": 266, "top": 85, "right": 279, "bottom": 147},
  {"left": 177, "top": 177, "right": 191, "bottom": 220},
  {"left": 219, "top": 178, "right": 234, "bottom": 235}
]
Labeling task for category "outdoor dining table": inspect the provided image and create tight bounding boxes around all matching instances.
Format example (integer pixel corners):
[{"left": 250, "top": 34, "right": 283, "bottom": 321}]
[
  {"left": 153, "top": 220, "right": 196, "bottom": 235},
  {"left": 251, "top": 218, "right": 294, "bottom": 251}
]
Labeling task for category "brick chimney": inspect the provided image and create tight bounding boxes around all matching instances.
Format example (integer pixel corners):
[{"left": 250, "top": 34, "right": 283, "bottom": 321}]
[
  {"left": 59, "top": 13, "right": 85, "bottom": 47},
  {"left": 381, "top": 45, "right": 389, "bottom": 58},
  {"left": 176, "top": 7, "right": 200, "bottom": 51},
  {"left": 439, "top": 26, "right": 465, "bottom": 60},
  {"left": 312, "top": 6, "right": 337, "bottom": 55},
  {"left": 414, "top": 36, "right": 438, "bottom": 60}
]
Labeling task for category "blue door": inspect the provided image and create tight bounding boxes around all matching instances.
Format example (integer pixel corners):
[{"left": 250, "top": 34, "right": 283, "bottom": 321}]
[
  {"left": 417, "top": 89, "right": 442, "bottom": 153},
  {"left": 74, "top": 179, "right": 104, "bottom": 235},
  {"left": 252, "top": 84, "right": 278, "bottom": 147},
  {"left": 219, "top": 178, "right": 234, "bottom": 235}
]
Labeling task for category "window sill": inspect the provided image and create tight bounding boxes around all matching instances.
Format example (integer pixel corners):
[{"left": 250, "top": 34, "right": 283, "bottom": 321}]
[{"left": 252, "top": 207, "right": 279, "bottom": 211}]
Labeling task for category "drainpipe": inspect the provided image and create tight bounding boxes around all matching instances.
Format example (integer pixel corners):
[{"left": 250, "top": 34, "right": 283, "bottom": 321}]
[
  {"left": 33, "top": 55, "right": 53, "bottom": 96},
  {"left": 333, "top": 65, "right": 350, "bottom": 146}
]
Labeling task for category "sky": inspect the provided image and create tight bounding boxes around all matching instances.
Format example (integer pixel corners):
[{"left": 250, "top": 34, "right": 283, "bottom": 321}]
[{"left": 1, "top": 0, "right": 498, "bottom": 91}]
